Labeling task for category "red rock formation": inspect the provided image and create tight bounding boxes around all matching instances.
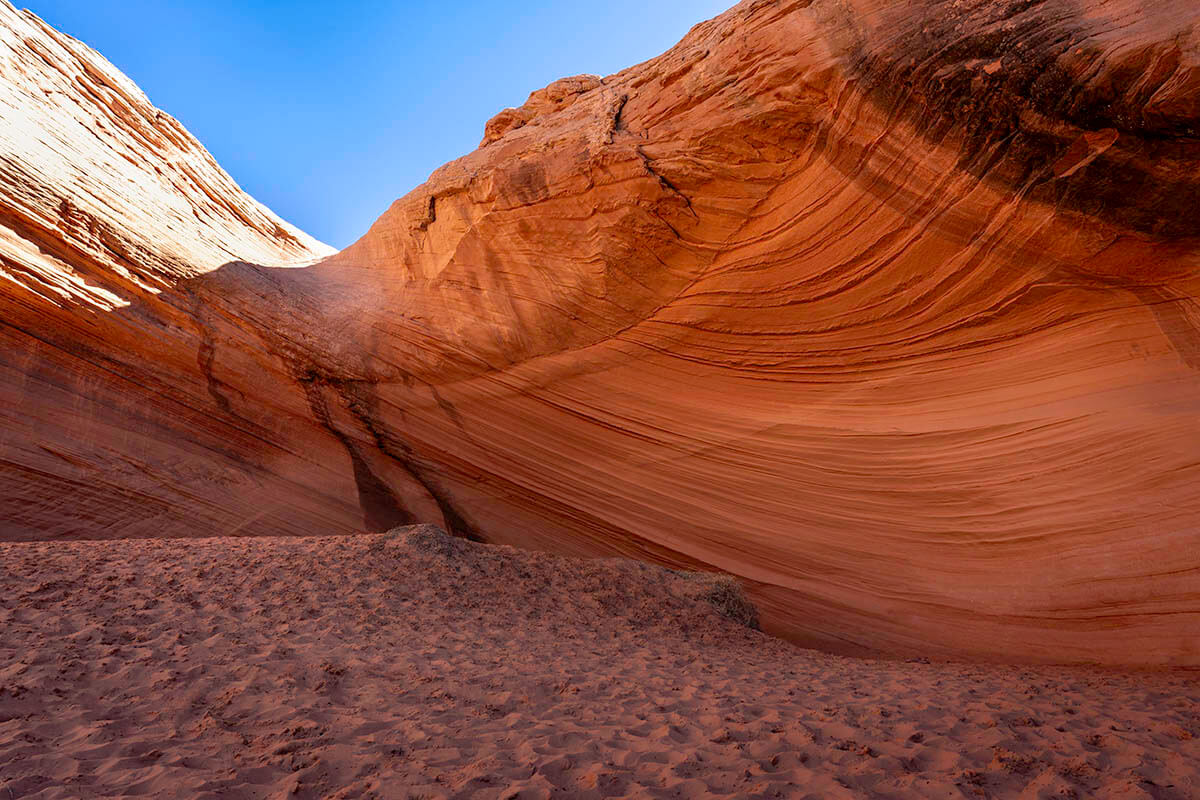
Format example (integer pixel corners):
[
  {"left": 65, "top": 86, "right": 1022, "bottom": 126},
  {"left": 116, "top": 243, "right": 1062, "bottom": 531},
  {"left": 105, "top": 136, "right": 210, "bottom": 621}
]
[
  {"left": 2, "top": 0, "right": 1198, "bottom": 664},
  {"left": 0, "top": 1, "right": 406, "bottom": 539}
]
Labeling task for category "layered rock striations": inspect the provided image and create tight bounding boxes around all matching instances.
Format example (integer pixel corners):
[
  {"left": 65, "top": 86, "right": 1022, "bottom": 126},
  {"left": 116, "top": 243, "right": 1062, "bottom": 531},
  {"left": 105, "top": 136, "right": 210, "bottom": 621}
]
[
  {"left": 1, "top": 0, "right": 1198, "bottom": 664},
  {"left": 0, "top": 1, "right": 374, "bottom": 539}
]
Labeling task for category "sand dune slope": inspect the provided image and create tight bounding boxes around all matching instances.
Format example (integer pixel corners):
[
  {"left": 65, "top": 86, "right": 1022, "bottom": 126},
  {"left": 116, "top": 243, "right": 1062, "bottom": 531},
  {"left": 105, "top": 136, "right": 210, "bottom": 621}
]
[{"left": 1, "top": 528, "right": 1196, "bottom": 799}]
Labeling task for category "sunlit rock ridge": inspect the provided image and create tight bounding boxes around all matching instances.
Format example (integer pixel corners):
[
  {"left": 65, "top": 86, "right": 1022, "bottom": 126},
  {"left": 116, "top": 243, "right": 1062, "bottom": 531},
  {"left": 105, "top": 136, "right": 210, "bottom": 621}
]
[{"left": 1, "top": 0, "right": 1198, "bottom": 665}]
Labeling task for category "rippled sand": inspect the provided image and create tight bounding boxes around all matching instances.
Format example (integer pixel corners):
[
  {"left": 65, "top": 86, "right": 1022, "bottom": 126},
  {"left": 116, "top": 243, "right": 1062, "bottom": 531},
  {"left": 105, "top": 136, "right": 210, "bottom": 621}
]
[{"left": 1, "top": 528, "right": 1196, "bottom": 799}]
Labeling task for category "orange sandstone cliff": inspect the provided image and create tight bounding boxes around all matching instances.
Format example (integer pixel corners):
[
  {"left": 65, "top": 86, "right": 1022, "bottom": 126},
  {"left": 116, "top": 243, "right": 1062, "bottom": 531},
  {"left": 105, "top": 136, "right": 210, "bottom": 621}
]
[{"left": 1, "top": 0, "right": 1198, "bottom": 665}]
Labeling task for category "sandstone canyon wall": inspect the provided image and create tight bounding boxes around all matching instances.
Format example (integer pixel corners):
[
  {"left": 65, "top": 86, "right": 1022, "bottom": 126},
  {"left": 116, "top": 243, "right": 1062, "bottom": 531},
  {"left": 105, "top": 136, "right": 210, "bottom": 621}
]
[
  {"left": 2, "top": 0, "right": 1198, "bottom": 665},
  {"left": 0, "top": 1, "right": 382, "bottom": 539}
]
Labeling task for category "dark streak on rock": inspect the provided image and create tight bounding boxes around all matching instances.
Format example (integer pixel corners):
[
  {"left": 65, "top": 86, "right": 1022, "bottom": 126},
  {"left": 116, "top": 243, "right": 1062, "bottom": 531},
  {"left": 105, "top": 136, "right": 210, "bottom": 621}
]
[
  {"left": 836, "top": 0, "right": 1200, "bottom": 239},
  {"left": 607, "top": 93, "right": 630, "bottom": 144},
  {"left": 188, "top": 295, "right": 234, "bottom": 416},
  {"left": 636, "top": 145, "right": 698, "bottom": 219},
  {"left": 429, "top": 385, "right": 467, "bottom": 432},
  {"left": 416, "top": 195, "right": 437, "bottom": 232},
  {"left": 295, "top": 371, "right": 415, "bottom": 533},
  {"left": 291, "top": 367, "right": 482, "bottom": 541},
  {"left": 1126, "top": 286, "right": 1200, "bottom": 370},
  {"left": 336, "top": 380, "right": 485, "bottom": 543}
]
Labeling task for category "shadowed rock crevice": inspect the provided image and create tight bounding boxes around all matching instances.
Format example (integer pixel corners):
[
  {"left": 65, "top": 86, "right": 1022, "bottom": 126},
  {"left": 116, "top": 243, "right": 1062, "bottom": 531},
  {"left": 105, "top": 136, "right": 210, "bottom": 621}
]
[
  {"left": 296, "top": 374, "right": 416, "bottom": 533},
  {"left": 331, "top": 380, "right": 484, "bottom": 542}
]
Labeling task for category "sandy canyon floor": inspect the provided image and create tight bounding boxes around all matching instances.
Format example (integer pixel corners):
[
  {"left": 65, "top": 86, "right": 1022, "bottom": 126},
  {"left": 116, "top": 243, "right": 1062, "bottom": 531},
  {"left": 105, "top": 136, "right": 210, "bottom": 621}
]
[{"left": 1, "top": 528, "right": 1197, "bottom": 800}]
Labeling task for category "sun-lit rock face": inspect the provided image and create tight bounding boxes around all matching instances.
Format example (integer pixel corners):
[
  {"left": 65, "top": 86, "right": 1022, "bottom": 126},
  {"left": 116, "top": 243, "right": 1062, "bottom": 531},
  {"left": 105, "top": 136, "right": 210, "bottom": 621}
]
[
  {"left": 0, "top": 1, "right": 379, "bottom": 540},
  {"left": 2, "top": 0, "right": 1198, "bottom": 664}
]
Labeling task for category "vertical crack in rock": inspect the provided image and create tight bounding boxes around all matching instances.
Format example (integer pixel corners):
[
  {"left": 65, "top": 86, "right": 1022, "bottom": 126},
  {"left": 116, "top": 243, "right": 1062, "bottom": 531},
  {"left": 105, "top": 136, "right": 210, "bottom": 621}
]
[
  {"left": 336, "top": 380, "right": 484, "bottom": 543},
  {"left": 196, "top": 334, "right": 233, "bottom": 415},
  {"left": 606, "top": 93, "right": 630, "bottom": 144},
  {"left": 290, "top": 365, "right": 481, "bottom": 541},
  {"left": 636, "top": 145, "right": 697, "bottom": 219},
  {"left": 295, "top": 372, "right": 416, "bottom": 533},
  {"left": 416, "top": 195, "right": 437, "bottom": 232},
  {"left": 189, "top": 295, "right": 235, "bottom": 416}
]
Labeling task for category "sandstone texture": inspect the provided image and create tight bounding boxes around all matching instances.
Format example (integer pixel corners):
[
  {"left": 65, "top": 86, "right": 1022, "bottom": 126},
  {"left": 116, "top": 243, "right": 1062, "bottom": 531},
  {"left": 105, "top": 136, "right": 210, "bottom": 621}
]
[{"left": 2, "top": 0, "right": 1199, "bottom": 665}]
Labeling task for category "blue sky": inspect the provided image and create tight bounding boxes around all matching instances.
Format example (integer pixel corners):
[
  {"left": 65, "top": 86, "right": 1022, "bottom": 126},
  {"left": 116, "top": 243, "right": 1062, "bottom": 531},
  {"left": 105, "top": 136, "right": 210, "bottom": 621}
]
[{"left": 25, "top": 1, "right": 732, "bottom": 248}]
